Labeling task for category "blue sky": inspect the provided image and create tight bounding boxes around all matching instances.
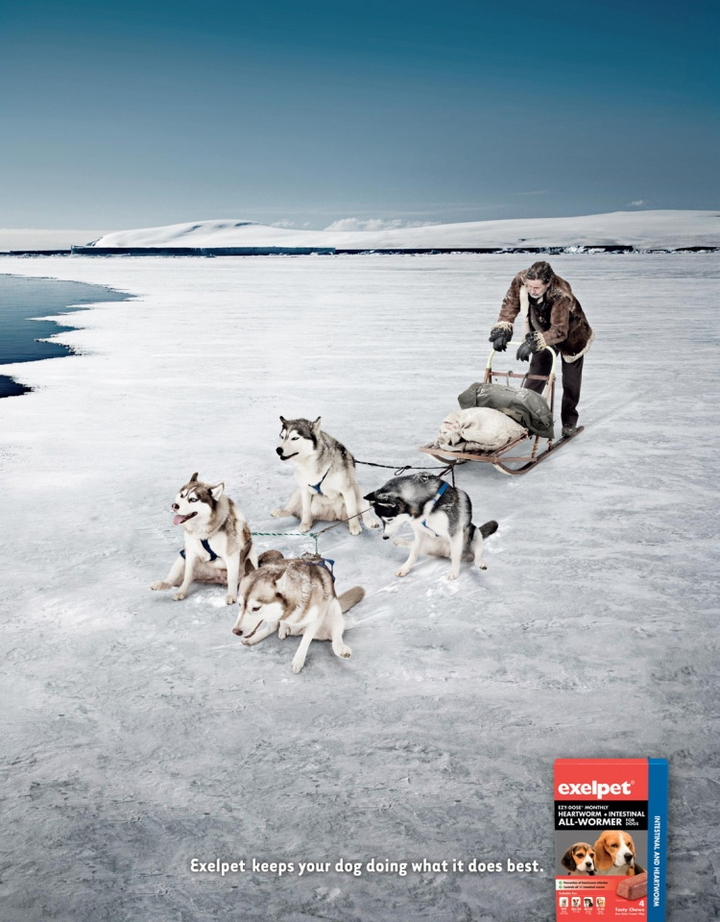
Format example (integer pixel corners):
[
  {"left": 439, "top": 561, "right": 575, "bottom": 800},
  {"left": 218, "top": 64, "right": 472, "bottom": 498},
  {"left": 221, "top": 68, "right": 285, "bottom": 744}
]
[{"left": 1, "top": 0, "right": 718, "bottom": 229}]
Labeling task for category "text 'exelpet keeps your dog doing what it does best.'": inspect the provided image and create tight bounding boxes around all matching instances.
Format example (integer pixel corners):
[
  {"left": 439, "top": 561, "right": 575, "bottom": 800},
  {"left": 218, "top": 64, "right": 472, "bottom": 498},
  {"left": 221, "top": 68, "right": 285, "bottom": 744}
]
[{"left": 189, "top": 857, "right": 544, "bottom": 878}]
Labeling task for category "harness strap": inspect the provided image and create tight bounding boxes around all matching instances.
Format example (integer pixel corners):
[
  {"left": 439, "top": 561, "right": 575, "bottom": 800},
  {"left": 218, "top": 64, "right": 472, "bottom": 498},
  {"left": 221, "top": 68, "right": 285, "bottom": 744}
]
[
  {"left": 180, "top": 538, "right": 219, "bottom": 562},
  {"left": 305, "top": 556, "right": 336, "bottom": 581},
  {"left": 421, "top": 481, "right": 450, "bottom": 537},
  {"left": 309, "top": 467, "right": 331, "bottom": 494}
]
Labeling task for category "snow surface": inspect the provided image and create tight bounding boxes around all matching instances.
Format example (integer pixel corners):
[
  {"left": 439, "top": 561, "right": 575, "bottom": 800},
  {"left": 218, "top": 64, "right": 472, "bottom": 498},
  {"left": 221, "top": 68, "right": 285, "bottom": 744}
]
[
  {"left": 1, "top": 252, "right": 718, "bottom": 921},
  {"left": 87, "top": 211, "right": 720, "bottom": 250}
]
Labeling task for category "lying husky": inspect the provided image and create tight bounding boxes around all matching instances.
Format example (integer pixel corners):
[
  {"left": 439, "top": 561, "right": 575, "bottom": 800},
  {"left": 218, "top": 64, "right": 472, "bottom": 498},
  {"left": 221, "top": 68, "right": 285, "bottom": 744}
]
[
  {"left": 232, "top": 552, "right": 364, "bottom": 673},
  {"left": 364, "top": 473, "right": 498, "bottom": 580},
  {"left": 271, "top": 416, "right": 378, "bottom": 536},
  {"left": 151, "top": 472, "right": 257, "bottom": 604}
]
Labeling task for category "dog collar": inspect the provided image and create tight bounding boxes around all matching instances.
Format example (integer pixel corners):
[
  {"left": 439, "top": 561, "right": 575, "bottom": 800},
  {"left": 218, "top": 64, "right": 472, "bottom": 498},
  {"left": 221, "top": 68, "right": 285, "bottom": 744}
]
[
  {"left": 180, "top": 538, "right": 219, "bottom": 562},
  {"left": 309, "top": 467, "right": 331, "bottom": 495}
]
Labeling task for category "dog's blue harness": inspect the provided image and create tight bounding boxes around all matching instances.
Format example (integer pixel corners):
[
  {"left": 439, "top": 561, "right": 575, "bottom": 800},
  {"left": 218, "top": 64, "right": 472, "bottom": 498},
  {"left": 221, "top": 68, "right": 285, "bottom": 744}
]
[
  {"left": 304, "top": 556, "right": 336, "bottom": 581},
  {"left": 309, "top": 467, "right": 331, "bottom": 495},
  {"left": 180, "top": 539, "right": 219, "bottom": 562},
  {"left": 421, "top": 481, "right": 449, "bottom": 537}
]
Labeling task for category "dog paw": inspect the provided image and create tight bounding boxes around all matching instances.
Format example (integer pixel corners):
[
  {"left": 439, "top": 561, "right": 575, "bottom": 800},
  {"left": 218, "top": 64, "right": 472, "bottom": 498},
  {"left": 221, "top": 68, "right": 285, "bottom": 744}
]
[
  {"left": 150, "top": 581, "right": 171, "bottom": 591},
  {"left": 291, "top": 658, "right": 305, "bottom": 674},
  {"left": 476, "top": 562, "right": 487, "bottom": 571},
  {"left": 299, "top": 521, "right": 313, "bottom": 533},
  {"left": 336, "top": 645, "right": 352, "bottom": 659},
  {"left": 270, "top": 507, "right": 289, "bottom": 518},
  {"left": 225, "top": 593, "right": 237, "bottom": 605},
  {"left": 392, "top": 537, "right": 410, "bottom": 548},
  {"left": 349, "top": 521, "right": 362, "bottom": 536},
  {"left": 278, "top": 624, "right": 290, "bottom": 639},
  {"left": 367, "top": 518, "right": 381, "bottom": 529},
  {"left": 395, "top": 567, "right": 410, "bottom": 578},
  {"left": 446, "top": 571, "right": 459, "bottom": 581},
  {"left": 172, "top": 591, "right": 187, "bottom": 601}
]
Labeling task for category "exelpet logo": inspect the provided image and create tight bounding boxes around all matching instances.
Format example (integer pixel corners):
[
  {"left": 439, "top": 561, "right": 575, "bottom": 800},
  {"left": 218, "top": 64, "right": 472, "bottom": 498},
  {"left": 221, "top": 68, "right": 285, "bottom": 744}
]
[
  {"left": 554, "top": 758, "right": 649, "bottom": 801},
  {"left": 557, "top": 780, "right": 633, "bottom": 799}
]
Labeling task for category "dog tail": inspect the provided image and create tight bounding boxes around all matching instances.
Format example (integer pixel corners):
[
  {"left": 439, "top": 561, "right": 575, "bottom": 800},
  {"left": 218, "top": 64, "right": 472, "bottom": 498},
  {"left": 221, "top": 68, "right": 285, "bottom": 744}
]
[
  {"left": 339, "top": 586, "right": 365, "bottom": 612},
  {"left": 480, "top": 520, "right": 499, "bottom": 539}
]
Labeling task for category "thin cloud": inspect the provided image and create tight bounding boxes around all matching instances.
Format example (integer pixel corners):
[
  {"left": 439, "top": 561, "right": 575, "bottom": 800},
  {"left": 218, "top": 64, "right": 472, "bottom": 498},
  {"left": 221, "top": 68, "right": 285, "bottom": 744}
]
[
  {"left": 628, "top": 200, "right": 649, "bottom": 207},
  {"left": 512, "top": 190, "right": 549, "bottom": 197}
]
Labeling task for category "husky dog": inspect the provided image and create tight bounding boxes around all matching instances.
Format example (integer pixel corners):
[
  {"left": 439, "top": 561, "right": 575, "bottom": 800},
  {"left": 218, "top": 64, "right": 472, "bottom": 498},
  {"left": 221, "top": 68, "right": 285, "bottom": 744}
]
[
  {"left": 364, "top": 473, "right": 498, "bottom": 580},
  {"left": 232, "top": 552, "right": 364, "bottom": 673},
  {"left": 151, "top": 472, "right": 257, "bottom": 604},
  {"left": 271, "top": 416, "right": 378, "bottom": 536}
]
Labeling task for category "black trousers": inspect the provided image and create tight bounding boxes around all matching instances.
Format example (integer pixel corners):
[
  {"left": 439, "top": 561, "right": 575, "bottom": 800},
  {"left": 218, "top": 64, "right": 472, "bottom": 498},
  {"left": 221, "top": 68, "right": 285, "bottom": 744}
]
[{"left": 524, "top": 350, "right": 584, "bottom": 429}]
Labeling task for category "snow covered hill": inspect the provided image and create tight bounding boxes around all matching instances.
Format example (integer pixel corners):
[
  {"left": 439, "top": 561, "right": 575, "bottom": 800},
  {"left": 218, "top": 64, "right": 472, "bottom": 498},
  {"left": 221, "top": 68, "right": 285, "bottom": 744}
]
[{"left": 87, "top": 210, "right": 720, "bottom": 250}]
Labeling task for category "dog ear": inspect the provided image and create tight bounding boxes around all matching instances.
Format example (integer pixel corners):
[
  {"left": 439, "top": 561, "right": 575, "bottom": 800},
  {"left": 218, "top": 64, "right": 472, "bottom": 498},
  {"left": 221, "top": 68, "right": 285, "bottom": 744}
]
[
  {"left": 592, "top": 834, "right": 611, "bottom": 870},
  {"left": 258, "top": 549, "right": 284, "bottom": 566},
  {"left": 561, "top": 848, "right": 576, "bottom": 872},
  {"left": 209, "top": 482, "right": 225, "bottom": 501},
  {"left": 190, "top": 472, "right": 199, "bottom": 482},
  {"left": 243, "top": 557, "right": 257, "bottom": 577},
  {"left": 275, "top": 571, "right": 289, "bottom": 597},
  {"left": 279, "top": 415, "right": 287, "bottom": 427},
  {"left": 312, "top": 416, "right": 322, "bottom": 432}
]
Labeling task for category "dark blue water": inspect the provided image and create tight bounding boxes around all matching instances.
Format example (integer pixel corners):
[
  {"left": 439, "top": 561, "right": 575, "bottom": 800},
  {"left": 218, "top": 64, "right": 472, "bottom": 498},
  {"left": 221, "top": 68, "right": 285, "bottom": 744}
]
[{"left": 0, "top": 274, "right": 129, "bottom": 397}]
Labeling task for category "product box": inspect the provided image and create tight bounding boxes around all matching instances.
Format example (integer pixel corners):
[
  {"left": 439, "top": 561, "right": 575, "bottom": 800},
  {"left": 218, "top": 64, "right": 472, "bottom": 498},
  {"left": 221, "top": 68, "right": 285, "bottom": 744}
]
[{"left": 554, "top": 759, "right": 668, "bottom": 920}]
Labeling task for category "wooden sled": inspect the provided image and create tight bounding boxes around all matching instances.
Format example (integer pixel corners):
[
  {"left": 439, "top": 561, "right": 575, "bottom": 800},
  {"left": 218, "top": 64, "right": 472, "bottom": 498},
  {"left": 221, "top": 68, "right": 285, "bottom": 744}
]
[{"left": 419, "top": 344, "right": 583, "bottom": 476}]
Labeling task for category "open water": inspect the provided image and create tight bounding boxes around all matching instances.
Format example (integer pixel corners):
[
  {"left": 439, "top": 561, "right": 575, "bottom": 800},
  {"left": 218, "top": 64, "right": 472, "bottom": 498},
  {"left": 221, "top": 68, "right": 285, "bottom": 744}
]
[{"left": 0, "top": 273, "right": 128, "bottom": 397}]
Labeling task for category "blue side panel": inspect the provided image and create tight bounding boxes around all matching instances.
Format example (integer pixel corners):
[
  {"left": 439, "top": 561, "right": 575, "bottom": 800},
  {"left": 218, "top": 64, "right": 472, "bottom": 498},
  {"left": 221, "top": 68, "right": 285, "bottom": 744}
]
[{"left": 647, "top": 759, "right": 669, "bottom": 921}]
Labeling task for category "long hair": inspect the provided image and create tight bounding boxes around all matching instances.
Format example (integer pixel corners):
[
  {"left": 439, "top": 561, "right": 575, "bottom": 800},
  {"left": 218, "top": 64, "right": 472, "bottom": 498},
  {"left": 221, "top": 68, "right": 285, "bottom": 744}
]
[{"left": 525, "top": 261, "right": 554, "bottom": 284}]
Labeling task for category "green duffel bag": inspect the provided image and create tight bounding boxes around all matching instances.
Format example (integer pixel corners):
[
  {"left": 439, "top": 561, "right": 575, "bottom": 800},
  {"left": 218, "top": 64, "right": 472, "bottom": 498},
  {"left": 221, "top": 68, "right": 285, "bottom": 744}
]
[{"left": 457, "top": 382, "right": 555, "bottom": 439}]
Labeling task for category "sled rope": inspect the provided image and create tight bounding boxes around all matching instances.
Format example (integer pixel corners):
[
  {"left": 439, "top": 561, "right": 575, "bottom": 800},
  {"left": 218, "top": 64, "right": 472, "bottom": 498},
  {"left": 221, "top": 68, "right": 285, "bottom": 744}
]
[
  {"left": 356, "top": 459, "right": 457, "bottom": 476},
  {"left": 251, "top": 530, "right": 320, "bottom": 554},
  {"left": 253, "top": 508, "right": 367, "bottom": 553}
]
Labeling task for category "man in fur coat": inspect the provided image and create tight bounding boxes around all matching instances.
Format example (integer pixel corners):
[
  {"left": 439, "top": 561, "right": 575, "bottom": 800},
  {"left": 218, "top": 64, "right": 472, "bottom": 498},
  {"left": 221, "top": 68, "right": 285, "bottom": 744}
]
[{"left": 488, "top": 261, "right": 594, "bottom": 437}]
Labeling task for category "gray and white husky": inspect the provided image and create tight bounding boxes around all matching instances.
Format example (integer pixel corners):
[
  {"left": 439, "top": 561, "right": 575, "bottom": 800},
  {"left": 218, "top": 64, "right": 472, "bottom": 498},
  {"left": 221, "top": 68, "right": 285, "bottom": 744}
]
[
  {"left": 271, "top": 416, "right": 378, "bottom": 536},
  {"left": 232, "top": 552, "right": 365, "bottom": 673},
  {"left": 364, "top": 473, "right": 498, "bottom": 580},
  {"left": 151, "top": 472, "right": 258, "bottom": 604}
]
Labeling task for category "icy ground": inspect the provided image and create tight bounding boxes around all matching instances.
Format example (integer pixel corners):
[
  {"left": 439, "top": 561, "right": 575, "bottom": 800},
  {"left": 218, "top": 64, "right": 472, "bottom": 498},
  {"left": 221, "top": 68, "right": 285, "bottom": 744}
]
[{"left": 0, "top": 253, "right": 718, "bottom": 921}]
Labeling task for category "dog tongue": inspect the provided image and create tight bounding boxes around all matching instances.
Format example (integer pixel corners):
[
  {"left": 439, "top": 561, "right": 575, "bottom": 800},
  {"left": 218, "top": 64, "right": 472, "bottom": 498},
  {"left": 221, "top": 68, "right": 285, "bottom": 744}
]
[{"left": 173, "top": 514, "right": 185, "bottom": 526}]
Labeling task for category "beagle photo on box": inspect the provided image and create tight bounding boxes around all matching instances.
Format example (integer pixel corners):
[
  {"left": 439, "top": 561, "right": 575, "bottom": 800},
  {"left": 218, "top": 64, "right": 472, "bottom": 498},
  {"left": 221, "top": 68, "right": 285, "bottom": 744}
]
[
  {"left": 593, "top": 830, "right": 645, "bottom": 876},
  {"left": 560, "top": 842, "right": 597, "bottom": 876}
]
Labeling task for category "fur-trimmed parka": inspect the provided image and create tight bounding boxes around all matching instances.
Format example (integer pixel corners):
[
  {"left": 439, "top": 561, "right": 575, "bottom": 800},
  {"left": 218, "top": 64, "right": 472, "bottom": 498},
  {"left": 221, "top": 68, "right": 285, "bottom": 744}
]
[{"left": 495, "top": 270, "right": 595, "bottom": 362}]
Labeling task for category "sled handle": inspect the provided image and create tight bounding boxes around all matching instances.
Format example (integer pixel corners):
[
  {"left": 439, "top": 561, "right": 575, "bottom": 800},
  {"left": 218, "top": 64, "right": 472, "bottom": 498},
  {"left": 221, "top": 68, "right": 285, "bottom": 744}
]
[{"left": 485, "top": 343, "right": 557, "bottom": 400}]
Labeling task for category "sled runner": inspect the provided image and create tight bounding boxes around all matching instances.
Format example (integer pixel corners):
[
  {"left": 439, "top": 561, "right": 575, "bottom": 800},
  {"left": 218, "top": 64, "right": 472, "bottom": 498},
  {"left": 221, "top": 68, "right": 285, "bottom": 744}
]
[{"left": 419, "top": 344, "right": 583, "bottom": 476}]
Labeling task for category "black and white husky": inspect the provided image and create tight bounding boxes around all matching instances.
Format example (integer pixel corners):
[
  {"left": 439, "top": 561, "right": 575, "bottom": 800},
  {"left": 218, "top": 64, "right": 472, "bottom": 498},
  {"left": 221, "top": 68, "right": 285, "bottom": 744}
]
[
  {"left": 271, "top": 416, "right": 378, "bottom": 536},
  {"left": 151, "top": 472, "right": 258, "bottom": 604},
  {"left": 364, "top": 473, "right": 498, "bottom": 580}
]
